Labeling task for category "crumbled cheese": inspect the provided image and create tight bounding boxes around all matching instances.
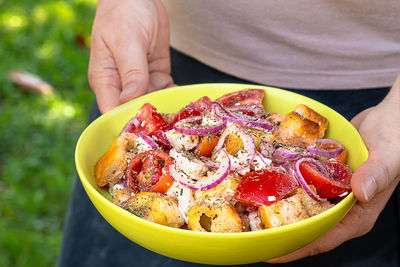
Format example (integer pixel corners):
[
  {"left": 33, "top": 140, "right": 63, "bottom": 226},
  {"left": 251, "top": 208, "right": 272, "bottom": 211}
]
[
  {"left": 165, "top": 130, "right": 199, "bottom": 151},
  {"left": 113, "top": 183, "right": 124, "bottom": 190},
  {"left": 252, "top": 153, "right": 272, "bottom": 171},
  {"left": 248, "top": 212, "right": 262, "bottom": 231},
  {"left": 135, "top": 136, "right": 154, "bottom": 153},
  {"left": 169, "top": 148, "right": 207, "bottom": 179},
  {"left": 166, "top": 182, "right": 194, "bottom": 223},
  {"left": 201, "top": 115, "right": 220, "bottom": 127},
  {"left": 268, "top": 196, "right": 276, "bottom": 202}
]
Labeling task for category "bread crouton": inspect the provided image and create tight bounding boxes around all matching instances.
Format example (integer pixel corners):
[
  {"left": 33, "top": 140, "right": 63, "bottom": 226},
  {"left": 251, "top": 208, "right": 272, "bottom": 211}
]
[
  {"left": 124, "top": 192, "right": 184, "bottom": 228},
  {"left": 292, "top": 186, "right": 333, "bottom": 217},
  {"left": 187, "top": 198, "right": 243, "bottom": 232},
  {"left": 194, "top": 173, "right": 241, "bottom": 202},
  {"left": 259, "top": 193, "right": 309, "bottom": 229},
  {"left": 94, "top": 132, "right": 136, "bottom": 187},
  {"left": 275, "top": 112, "right": 320, "bottom": 147},
  {"left": 111, "top": 185, "right": 131, "bottom": 206},
  {"left": 295, "top": 104, "right": 328, "bottom": 138}
]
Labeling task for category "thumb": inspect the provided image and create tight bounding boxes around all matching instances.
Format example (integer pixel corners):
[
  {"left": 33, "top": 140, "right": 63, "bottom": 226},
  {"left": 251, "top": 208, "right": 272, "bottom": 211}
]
[
  {"left": 351, "top": 148, "right": 400, "bottom": 202},
  {"left": 113, "top": 35, "right": 150, "bottom": 104}
]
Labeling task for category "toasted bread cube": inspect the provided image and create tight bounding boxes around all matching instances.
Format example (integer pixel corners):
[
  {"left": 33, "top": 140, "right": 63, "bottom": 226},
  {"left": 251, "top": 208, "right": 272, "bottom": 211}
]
[
  {"left": 194, "top": 173, "right": 241, "bottom": 202},
  {"left": 187, "top": 198, "right": 243, "bottom": 232},
  {"left": 295, "top": 104, "right": 328, "bottom": 138},
  {"left": 259, "top": 193, "right": 309, "bottom": 229},
  {"left": 267, "top": 113, "right": 285, "bottom": 126},
  {"left": 244, "top": 127, "right": 275, "bottom": 150},
  {"left": 125, "top": 192, "right": 184, "bottom": 228},
  {"left": 95, "top": 132, "right": 136, "bottom": 187},
  {"left": 111, "top": 185, "right": 131, "bottom": 206},
  {"left": 275, "top": 112, "right": 320, "bottom": 147},
  {"left": 292, "top": 186, "right": 333, "bottom": 217}
]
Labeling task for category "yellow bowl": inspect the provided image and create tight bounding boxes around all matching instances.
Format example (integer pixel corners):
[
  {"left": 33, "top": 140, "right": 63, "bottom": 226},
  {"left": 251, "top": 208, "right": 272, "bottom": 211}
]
[{"left": 75, "top": 84, "right": 367, "bottom": 265}]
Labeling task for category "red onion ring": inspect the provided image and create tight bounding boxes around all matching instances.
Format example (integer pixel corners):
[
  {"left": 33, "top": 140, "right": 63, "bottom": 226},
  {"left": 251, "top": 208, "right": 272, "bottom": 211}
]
[
  {"left": 225, "top": 116, "right": 274, "bottom": 130},
  {"left": 227, "top": 105, "right": 266, "bottom": 117},
  {"left": 137, "top": 132, "right": 159, "bottom": 150},
  {"left": 212, "top": 102, "right": 273, "bottom": 130},
  {"left": 274, "top": 147, "right": 301, "bottom": 160},
  {"left": 308, "top": 138, "right": 344, "bottom": 158},
  {"left": 169, "top": 149, "right": 230, "bottom": 191},
  {"left": 120, "top": 116, "right": 140, "bottom": 134},
  {"left": 213, "top": 125, "right": 256, "bottom": 171},
  {"left": 253, "top": 151, "right": 271, "bottom": 169},
  {"left": 173, "top": 115, "right": 226, "bottom": 136},
  {"left": 212, "top": 102, "right": 239, "bottom": 119},
  {"left": 293, "top": 157, "right": 327, "bottom": 202},
  {"left": 253, "top": 151, "right": 287, "bottom": 174}
]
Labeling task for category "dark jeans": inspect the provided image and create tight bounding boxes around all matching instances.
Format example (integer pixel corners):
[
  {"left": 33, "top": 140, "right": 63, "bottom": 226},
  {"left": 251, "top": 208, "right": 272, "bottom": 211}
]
[{"left": 57, "top": 48, "right": 399, "bottom": 267}]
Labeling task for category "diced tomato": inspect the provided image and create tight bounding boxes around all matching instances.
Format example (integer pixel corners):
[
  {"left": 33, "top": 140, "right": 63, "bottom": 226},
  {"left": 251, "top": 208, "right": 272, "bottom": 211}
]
[
  {"left": 197, "top": 135, "right": 219, "bottom": 157},
  {"left": 215, "top": 89, "right": 264, "bottom": 107},
  {"left": 123, "top": 103, "right": 170, "bottom": 150},
  {"left": 135, "top": 103, "right": 167, "bottom": 135},
  {"left": 234, "top": 169, "right": 298, "bottom": 206},
  {"left": 150, "top": 129, "right": 171, "bottom": 151},
  {"left": 169, "top": 96, "right": 213, "bottom": 128},
  {"left": 126, "top": 150, "right": 174, "bottom": 194},
  {"left": 124, "top": 103, "right": 167, "bottom": 135},
  {"left": 299, "top": 160, "right": 352, "bottom": 199}
]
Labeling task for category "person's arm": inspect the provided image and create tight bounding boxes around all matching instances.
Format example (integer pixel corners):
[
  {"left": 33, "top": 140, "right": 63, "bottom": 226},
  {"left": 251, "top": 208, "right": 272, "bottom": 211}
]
[
  {"left": 88, "top": 0, "right": 173, "bottom": 114},
  {"left": 269, "top": 73, "right": 400, "bottom": 262}
]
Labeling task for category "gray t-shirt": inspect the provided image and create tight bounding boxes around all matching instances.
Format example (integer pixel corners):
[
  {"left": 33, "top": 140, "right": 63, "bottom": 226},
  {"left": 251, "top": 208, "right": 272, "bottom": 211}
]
[{"left": 164, "top": 0, "right": 400, "bottom": 89}]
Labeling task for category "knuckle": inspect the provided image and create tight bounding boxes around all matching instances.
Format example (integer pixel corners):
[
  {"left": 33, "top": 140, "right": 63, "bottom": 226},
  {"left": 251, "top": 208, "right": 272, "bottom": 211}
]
[
  {"left": 375, "top": 160, "right": 391, "bottom": 188},
  {"left": 121, "top": 69, "right": 146, "bottom": 87}
]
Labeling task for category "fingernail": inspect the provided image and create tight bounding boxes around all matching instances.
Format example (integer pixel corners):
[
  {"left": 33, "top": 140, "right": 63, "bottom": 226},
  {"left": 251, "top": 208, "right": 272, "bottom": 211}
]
[
  {"left": 120, "top": 84, "right": 137, "bottom": 102},
  {"left": 361, "top": 175, "right": 377, "bottom": 201}
]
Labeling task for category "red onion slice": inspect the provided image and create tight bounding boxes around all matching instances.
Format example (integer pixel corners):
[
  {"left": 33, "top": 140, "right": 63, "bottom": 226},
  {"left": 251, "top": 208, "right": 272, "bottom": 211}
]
[
  {"left": 227, "top": 105, "right": 266, "bottom": 118},
  {"left": 169, "top": 149, "right": 230, "bottom": 191},
  {"left": 274, "top": 147, "right": 301, "bottom": 160},
  {"left": 173, "top": 115, "right": 226, "bottom": 136},
  {"left": 253, "top": 151, "right": 289, "bottom": 174},
  {"left": 213, "top": 125, "right": 256, "bottom": 171},
  {"left": 224, "top": 116, "right": 274, "bottom": 130},
  {"left": 137, "top": 132, "right": 159, "bottom": 150},
  {"left": 212, "top": 102, "right": 238, "bottom": 119},
  {"left": 293, "top": 157, "right": 327, "bottom": 202},
  {"left": 253, "top": 151, "right": 271, "bottom": 170},
  {"left": 308, "top": 138, "right": 344, "bottom": 158},
  {"left": 212, "top": 102, "right": 273, "bottom": 130},
  {"left": 120, "top": 116, "right": 140, "bottom": 134}
]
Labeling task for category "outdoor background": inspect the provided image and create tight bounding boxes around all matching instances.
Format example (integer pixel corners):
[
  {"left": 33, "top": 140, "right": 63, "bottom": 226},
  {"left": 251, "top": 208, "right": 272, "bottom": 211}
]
[{"left": 0, "top": 0, "right": 96, "bottom": 266}]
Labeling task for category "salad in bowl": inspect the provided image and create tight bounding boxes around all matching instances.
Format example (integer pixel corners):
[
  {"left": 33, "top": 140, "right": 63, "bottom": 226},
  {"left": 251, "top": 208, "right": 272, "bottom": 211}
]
[{"left": 94, "top": 89, "right": 353, "bottom": 233}]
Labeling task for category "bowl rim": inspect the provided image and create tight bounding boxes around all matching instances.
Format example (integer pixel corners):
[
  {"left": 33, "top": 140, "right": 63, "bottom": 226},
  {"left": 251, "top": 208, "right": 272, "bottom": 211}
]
[{"left": 75, "top": 83, "right": 364, "bottom": 238}]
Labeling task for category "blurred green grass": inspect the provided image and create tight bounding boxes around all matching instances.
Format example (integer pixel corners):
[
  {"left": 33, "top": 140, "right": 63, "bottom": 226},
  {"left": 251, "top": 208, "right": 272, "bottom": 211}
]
[{"left": 0, "top": 0, "right": 96, "bottom": 266}]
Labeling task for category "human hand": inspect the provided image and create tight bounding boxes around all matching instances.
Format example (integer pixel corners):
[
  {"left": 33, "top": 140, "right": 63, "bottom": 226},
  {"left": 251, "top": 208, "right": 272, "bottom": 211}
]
[
  {"left": 269, "top": 73, "right": 400, "bottom": 263},
  {"left": 88, "top": 0, "right": 174, "bottom": 114}
]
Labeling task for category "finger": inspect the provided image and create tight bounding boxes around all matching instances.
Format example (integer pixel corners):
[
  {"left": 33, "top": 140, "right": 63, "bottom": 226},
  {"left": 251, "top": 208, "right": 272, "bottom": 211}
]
[
  {"left": 88, "top": 33, "right": 122, "bottom": 114},
  {"left": 351, "top": 152, "right": 399, "bottom": 202},
  {"left": 148, "top": 71, "right": 174, "bottom": 93},
  {"left": 111, "top": 29, "right": 150, "bottom": 104},
  {"left": 147, "top": 0, "right": 174, "bottom": 92},
  {"left": 350, "top": 107, "right": 372, "bottom": 130}
]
